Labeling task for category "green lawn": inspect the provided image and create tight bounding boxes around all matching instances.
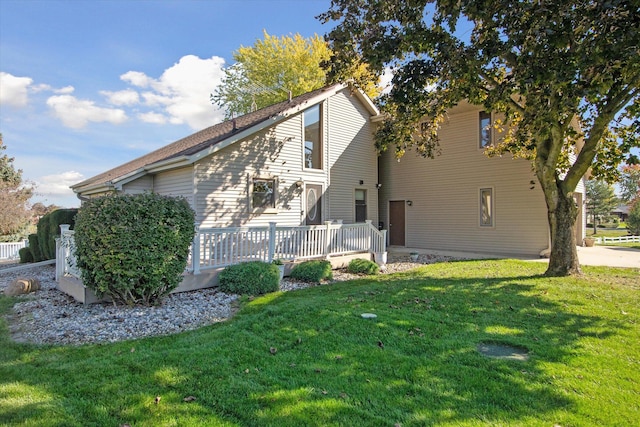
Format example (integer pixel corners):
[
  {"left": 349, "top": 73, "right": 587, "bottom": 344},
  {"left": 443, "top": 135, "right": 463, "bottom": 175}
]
[{"left": 1, "top": 260, "right": 639, "bottom": 426}]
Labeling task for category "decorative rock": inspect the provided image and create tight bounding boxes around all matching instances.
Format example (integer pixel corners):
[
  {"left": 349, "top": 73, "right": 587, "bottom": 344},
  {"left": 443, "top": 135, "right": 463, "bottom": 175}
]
[
  {"left": 361, "top": 313, "right": 377, "bottom": 319},
  {"left": 5, "top": 277, "right": 41, "bottom": 296}
]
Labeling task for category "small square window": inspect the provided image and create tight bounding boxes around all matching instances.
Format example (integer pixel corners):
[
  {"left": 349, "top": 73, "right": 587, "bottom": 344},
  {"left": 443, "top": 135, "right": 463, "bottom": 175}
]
[
  {"left": 480, "top": 188, "right": 493, "bottom": 227},
  {"left": 479, "top": 111, "right": 492, "bottom": 148},
  {"left": 252, "top": 178, "right": 275, "bottom": 209}
]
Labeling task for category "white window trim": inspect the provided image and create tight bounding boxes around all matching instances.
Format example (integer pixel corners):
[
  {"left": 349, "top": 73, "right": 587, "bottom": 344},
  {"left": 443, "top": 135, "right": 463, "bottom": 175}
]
[{"left": 479, "top": 187, "right": 495, "bottom": 228}]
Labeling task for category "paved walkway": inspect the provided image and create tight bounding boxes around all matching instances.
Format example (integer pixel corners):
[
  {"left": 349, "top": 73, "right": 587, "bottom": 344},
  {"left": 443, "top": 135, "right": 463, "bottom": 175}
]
[{"left": 389, "top": 245, "right": 640, "bottom": 269}]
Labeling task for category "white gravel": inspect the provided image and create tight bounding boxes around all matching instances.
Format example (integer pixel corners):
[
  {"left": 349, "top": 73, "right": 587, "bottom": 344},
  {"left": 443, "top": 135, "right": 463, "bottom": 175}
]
[{"left": 0, "top": 253, "right": 457, "bottom": 346}]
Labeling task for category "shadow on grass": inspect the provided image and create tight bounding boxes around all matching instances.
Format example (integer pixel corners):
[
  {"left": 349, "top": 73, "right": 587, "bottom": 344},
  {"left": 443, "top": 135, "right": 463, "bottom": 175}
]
[{"left": 1, "top": 260, "right": 635, "bottom": 426}]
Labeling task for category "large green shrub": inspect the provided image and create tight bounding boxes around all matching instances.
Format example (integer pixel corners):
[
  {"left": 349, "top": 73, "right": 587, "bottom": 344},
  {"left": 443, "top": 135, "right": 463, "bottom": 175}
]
[
  {"left": 19, "top": 247, "right": 33, "bottom": 263},
  {"left": 218, "top": 261, "right": 280, "bottom": 295},
  {"left": 36, "top": 208, "right": 78, "bottom": 260},
  {"left": 27, "top": 233, "right": 43, "bottom": 262},
  {"left": 347, "top": 258, "right": 380, "bottom": 275},
  {"left": 74, "top": 193, "right": 195, "bottom": 306},
  {"left": 627, "top": 200, "right": 640, "bottom": 236},
  {"left": 290, "top": 260, "right": 333, "bottom": 282}
]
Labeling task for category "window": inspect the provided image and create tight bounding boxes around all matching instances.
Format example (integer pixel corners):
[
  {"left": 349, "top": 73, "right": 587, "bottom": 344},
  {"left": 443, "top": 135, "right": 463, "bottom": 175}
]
[
  {"left": 479, "top": 111, "right": 492, "bottom": 148},
  {"left": 304, "top": 104, "right": 322, "bottom": 169},
  {"left": 355, "top": 189, "right": 367, "bottom": 222},
  {"left": 480, "top": 188, "right": 494, "bottom": 227},
  {"left": 252, "top": 178, "right": 275, "bottom": 209}
]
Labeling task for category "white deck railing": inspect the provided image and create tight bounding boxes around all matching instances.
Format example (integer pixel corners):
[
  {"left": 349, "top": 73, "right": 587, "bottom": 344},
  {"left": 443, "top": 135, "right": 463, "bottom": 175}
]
[
  {"left": 0, "top": 240, "right": 28, "bottom": 260},
  {"left": 56, "top": 221, "right": 387, "bottom": 278},
  {"left": 594, "top": 235, "right": 640, "bottom": 244},
  {"left": 192, "top": 220, "right": 387, "bottom": 273}
]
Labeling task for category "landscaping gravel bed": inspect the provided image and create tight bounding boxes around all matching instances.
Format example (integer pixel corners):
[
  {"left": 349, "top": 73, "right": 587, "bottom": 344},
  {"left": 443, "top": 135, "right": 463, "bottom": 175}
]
[{"left": 0, "top": 253, "right": 457, "bottom": 346}]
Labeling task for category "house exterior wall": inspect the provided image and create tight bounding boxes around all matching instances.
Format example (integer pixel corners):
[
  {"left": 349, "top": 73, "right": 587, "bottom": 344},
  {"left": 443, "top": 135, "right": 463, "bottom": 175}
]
[
  {"left": 122, "top": 175, "right": 153, "bottom": 194},
  {"left": 379, "top": 104, "right": 551, "bottom": 256},
  {"left": 193, "top": 88, "right": 378, "bottom": 228},
  {"left": 326, "top": 90, "right": 379, "bottom": 224},
  {"left": 153, "top": 167, "right": 194, "bottom": 207}
]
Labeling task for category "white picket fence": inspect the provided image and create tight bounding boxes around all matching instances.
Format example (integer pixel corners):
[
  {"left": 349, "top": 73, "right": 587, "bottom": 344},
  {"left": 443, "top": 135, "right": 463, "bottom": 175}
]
[
  {"left": 0, "top": 240, "right": 28, "bottom": 260},
  {"left": 57, "top": 221, "right": 387, "bottom": 279},
  {"left": 594, "top": 235, "right": 640, "bottom": 244}
]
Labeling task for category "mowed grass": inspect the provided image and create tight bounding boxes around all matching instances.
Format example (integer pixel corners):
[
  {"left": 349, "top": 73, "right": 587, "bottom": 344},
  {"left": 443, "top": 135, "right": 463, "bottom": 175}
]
[{"left": 1, "top": 260, "right": 639, "bottom": 426}]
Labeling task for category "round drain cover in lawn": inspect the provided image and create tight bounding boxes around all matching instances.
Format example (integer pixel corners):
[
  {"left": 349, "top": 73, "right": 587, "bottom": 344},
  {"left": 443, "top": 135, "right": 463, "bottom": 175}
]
[{"left": 477, "top": 343, "right": 529, "bottom": 361}]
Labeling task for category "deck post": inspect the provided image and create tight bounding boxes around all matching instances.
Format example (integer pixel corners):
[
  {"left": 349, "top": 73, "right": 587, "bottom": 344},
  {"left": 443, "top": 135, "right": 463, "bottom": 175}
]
[
  {"left": 192, "top": 226, "right": 201, "bottom": 275},
  {"left": 324, "top": 221, "right": 332, "bottom": 259},
  {"left": 268, "top": 222, "right": 277, "bottom": 262}
]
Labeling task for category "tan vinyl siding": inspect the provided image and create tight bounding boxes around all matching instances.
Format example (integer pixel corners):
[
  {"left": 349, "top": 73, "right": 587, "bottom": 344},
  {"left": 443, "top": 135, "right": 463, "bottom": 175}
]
[
  {"left": 195, "top": 116, "right": 308, "bottom": 228},
  {"left": 380, "top": 105, "right": 549, "bottom": 256},
  {"left": 154, "top": 167, "right": 194, "bottom": 208},
  {"left": 122, "top": 175, "right": 153, "bottom": 194},
  {"left": 326, "top": 90, "right": 378, "bottom": 224}
]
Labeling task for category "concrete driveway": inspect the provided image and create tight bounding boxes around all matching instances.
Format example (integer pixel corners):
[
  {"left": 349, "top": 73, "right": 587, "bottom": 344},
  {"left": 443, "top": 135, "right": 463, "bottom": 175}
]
[
  {"left": 390, "top": 245, "right": 640, "bottom": 269},
  {"left": 574, "top": 245, "right": 640, "bottom": 269}
]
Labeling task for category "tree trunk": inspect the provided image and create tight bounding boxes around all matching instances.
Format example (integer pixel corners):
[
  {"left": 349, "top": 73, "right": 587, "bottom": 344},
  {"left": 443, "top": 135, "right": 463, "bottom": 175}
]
[{"left": 546, "top": 190, "right": 581, "bottom": 276}]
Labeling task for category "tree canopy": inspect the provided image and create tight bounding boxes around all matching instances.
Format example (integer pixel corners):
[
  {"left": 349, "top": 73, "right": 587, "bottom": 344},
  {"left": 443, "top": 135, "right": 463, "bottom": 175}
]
[
  {"left": 618, "top": 164, "right": 640, "bottom": 203},
  {"left": 321, "top": 0, "right": 640, "bottom": 276},
  {"left": 212, "top": 30, "right": 380, "bottom": 119},
  {"left": 0, "top": 135, "right": 33, "bottom": 238}
]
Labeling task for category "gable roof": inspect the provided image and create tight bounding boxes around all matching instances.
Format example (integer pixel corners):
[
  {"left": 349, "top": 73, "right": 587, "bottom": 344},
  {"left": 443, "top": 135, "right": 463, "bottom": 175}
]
[{"left": 72, "top": 82, "right": 378, "bottom": 195}]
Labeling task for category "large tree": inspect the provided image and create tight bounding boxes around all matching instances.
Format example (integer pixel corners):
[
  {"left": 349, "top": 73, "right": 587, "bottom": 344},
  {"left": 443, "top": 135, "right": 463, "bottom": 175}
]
[
  {"left": 585, "top": 180, "right": 618, "bottom": 234},
  {"left": 212, "top": 30, "right": 380, "bottom": 119},
  {"left": 0, "top": 135, "right": 33, "bottom": 239},
  {"left": 321, "top": 0, "right": 640, "bottom": 276},
  {"left": 618, "top": 164, "right": 640, "bottom": 203}
]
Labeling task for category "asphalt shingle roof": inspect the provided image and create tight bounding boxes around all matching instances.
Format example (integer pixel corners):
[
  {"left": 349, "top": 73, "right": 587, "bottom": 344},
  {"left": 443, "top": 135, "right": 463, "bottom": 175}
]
[{"left": 72, "top": 83, "right": 345, "bottom": 191}]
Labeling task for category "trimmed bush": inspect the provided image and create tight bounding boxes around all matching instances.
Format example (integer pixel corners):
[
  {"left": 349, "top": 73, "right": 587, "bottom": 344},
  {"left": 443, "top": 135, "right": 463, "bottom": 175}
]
[
  {"left": 27, "top": 233, "right": 43, "bottom": 262},
  {"left": 218, "top": 261, "right": 280, "bottom": 295},
  {"left": 347, "top": 258, "right": 380, "bottom": 275},
  {"left": 19, "top": 247, "right": 33, "bottom": 264},
  {"left": 290, "top": 260, "right": 333, "bottom": 283},
  {"left": 74, "top": 193, "right": 195, "bottom": 306},
  {"left": 37, "top": 209, "right": 77, "bottom": 260}
]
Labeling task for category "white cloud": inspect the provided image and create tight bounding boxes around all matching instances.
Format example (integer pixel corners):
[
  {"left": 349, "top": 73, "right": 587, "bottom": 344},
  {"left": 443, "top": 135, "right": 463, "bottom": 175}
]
[
  {"left": 46, "top": 95, "right": 128, "bottom": 129},
  {"left": 0, "top": 72, "right": 33, "bottom": 107},
  {"left": 138, "top": 111, "right": 167, "bottom": 124},
  {"left": 55, "top": 86, "right": 75, "bottom": 94},
  {"left": 122, "top": 55, "right": 227, "bottom": 130},
  {"left": 379, "top": 67, "right": 394, "bottom": 95},
  {"left": 121, "top": 71, "right": 152, "bottom": 88},
  {"left": 100, "top": 89, "right": 140, "bottom": 106},
  {"left": 36, "top": 171, "right": 84, "bottom": 196}
]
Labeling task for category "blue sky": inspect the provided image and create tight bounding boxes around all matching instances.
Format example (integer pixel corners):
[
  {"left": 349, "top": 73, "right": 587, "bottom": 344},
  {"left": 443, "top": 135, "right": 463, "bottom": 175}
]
[{"left": 0, "top": 0, "right": 334, "bottom": 207}]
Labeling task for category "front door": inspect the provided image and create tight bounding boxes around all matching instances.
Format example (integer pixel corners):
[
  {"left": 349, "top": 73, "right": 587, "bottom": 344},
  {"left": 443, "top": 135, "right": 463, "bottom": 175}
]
[
  {"left": 305, "top": 184, "right": 323, "bottom": 225},
  {"left": 389, "top": 200, "right": 405, "bottom": 246}
]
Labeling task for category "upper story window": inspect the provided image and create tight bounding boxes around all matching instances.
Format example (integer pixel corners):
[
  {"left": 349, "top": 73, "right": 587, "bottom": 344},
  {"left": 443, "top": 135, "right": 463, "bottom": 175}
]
[
  {"left": 252, "top": 178, "right": 276, "bottom": 210},
  {"left": 479, "top": 111, "right": 492, "bottom": 148},
  {"left": 304, "top": 104, "right": 322, "bottom": 169}
]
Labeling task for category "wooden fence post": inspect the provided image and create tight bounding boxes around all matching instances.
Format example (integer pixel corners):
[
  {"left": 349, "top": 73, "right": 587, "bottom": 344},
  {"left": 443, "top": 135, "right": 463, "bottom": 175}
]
[
  {"left": 192, "top": 226, "right": 201, "bottom": 275},
  {"left": 268, "top": 222, "right": 277, "bottom": 263}
]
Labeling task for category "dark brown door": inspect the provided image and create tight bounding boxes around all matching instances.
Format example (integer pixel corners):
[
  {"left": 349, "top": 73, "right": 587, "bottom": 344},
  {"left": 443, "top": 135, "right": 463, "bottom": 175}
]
[
  {"left": 305, "top": 184, "right": 323, "bottom": 225},
  {"left": 389, "top": 200, "right": 405, "bottom": 246}
]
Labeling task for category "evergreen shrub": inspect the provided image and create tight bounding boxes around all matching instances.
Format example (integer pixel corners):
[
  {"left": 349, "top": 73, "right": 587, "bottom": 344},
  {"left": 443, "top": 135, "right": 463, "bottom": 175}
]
[
  {"left": 27, "top": 233, "right": 43, "bottom": 262},
  {"left": 218, "top": 261, "right": 280, "bottom": 295},
  {"left": 74, "top": 193, "right": 195, "bottom": 306},
  {"left": 36, "top": 209, "right": 78, "bottom": 260},
  {"left": 628, "top": 201, "right": 640, "bottom": 236},
  {"left": 19, "top": 247, "right": 33, "bottom": 263},
  {"left": 347, "top": 258, "right": 380, "bottom": 275},
  {"left": 290, "top": 260, "right": 333, "bottom": 282}
]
